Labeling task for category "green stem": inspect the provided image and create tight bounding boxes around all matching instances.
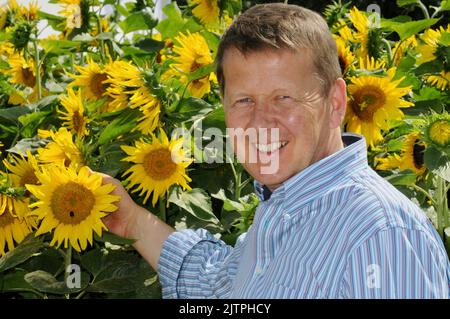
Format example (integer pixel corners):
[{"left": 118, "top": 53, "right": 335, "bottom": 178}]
[
  {"left": 158, "top": 197, "right": 166, "bottom": 222},
  {"left": 33, "top": 34, "right": 42, "bottom": 100},
  {"left": 381, "top": 38, "right": 393, "bottom": 68},
  {"left": 411, "top": 183, "right": 435, "bottom": 205},
  {"left": 97, "top": 15, "right": 106, "bottom": 64},
  {"left": 235, "top": 169, "right": 242, "bottom": 200},
  {"left": 417, "top": 1, "right": 430, "bottom": 19},
  {"left": 64, "top": 244, "right": 72, "bottom": 299},
  {"left": 435, "top": 175, "right": 447, "bottom": 239}
]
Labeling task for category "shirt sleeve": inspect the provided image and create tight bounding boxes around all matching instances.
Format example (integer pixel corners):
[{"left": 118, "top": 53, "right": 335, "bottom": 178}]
[
  {"left": 157, "top": 228, "right": 246, "bottom": 299},
  {"left": 340, "top": 227, "right": 450, "bottom": 299}
]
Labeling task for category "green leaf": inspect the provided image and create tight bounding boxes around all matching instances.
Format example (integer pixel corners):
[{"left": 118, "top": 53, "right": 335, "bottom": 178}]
[
  {"left": 38, "top": 11, "right": 65, "bottom": 31},
  {"left": 156, "top": 2, "right": 202, "bottom": 39},
  {"left": 119, "top": 11, "right": 157, "bottom": 33},
  {"left": 385, "top": 18, "right": 440, "bottom": 40},
  {"left": 0, "top": 106, "right": 30, "bottom": 123},
  {"left": 440, "top": 32, "right": 450, "bottom": 46},
  {"left": 414, "top": 60, "right": 444, "bottom": 75},
  {"left": 0, "top": 236, "right": 45, "bottom": 273},
  {"left": 40, "top": 39, "right": 80, "bottom": 54},
  {"left": 121, "top": 45, "right": 152, "bottom": 57},
  {"left": 424, "top": 146, "right": 450, "bottom": 173},
  {"left": 135, "top": 38, "right": 165, "bottom": 53},
  {"left": 169, "top": 187, "right": 220, "bottom": 223},
  {"left": 385, "top": 170, "right": 418, "bottom": 186},
  {"left": 24, "top": 270, "right": 89, "bottom": 294},
  {"left": 187, "top": 63, "right": 215, "bottom": 82},
  {"left": 21, "top": 248, "right": 63, "bottom": 276},
  {"left": 86, "top": 251, "right": 142, "bottom": 294},
  {"left": 396, "top": 0, "right": 420, "bottom": 7},
  {"left": 97, "top": 108, "right": 140, "bottom": 145},
  {"left": 0, "top": 269, "right": 35, "bottom": 294},
  {"left": 441, "top": 0, "right": 450, "bottom": 11},
  {"left": 202, "top": 107, "right": 226, "bottom": 133},
  {"left": 7, "top": 137, "right": 48, "bottom": 156},
  {"left": 94, "top": 231, "right": 136, "bottom": 246},
  {"left": 18, "top": 111, "right": 52, "bottom": 138},
  {"left": 87, "top": 277, "right": 138, "bottom": 293},
  {"left": 80, "top": 248, "right": 105, "bottom": 277},
  {"left": 0, "top": 57, "right": 10, "bottom": 69},
  {"left": 26, "top": 95, "right": 59, "bottom": 112},
  {"left": 72, "top": 33, "right": 95, "bottom": 42}
]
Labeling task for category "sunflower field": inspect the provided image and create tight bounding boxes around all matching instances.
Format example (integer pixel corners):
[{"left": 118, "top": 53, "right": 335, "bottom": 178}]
[{"left": 0, "top": 0, "right": 449, "bottom": 299}]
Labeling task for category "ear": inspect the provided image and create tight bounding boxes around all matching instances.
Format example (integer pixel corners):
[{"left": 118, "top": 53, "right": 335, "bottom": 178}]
[{"left": 328, "top": 78, "right": 347, "bottom": 129}]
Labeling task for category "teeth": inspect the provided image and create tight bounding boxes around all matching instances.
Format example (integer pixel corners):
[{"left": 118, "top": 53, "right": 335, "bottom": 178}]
[{"left": 255, "top": 141, "right": 287, "bottom": 153}]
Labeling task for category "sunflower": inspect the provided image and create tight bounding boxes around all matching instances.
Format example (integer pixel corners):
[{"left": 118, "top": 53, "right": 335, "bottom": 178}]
[
  {"left": 3, "top": 150, "right": 40, "bottom": 188},
  {"left": 0, "top": 7, "right": 7, "bottom": 30},
  {"left": 392, "top": 36, "right": 417, "bottom": 66},
  {"left": 5, "top": 53, "right": 37, "bottom": 88},
  {"left": 0, "top": 202, "right": 36, "bottom": 256},
  {"left": 18, "top": 1, "right": 39, "bottom": 21},
  {"left": 357, "top": 56, "right": 385, "bottom": 71},
  {"left": 68, "top": 57, "right": 111, "bottom": 103},
  {"left": 349, "top": 7, "right": 369, "bottom": 57},
  {"left": 37, "top": 127, "right": 84, "bottom": 167},
  {"left": 58, "top": 88, "right": 90, "bottom": 137},
  {"left": 165, "top": 31, "right": 216, "bottom": 98},
  {"left": 416, "top": 25, "right": 450, "bottom": 90},
  {"left": 345, "top": 67, "right": 414, "bottom": 147},
  {"left": 335, "top": 36, "right": 355, "bottom": 74},
  {"left": 190, "top": 0, "right": 220, "bottom": 26},
  {"left": 26, "top": 164, "right": 120, "bottom": 252},
  {"left": 424, "top": 113, "right": 450, "bottom": 149},
  {"left": 376, "top": 132, "right": 426, "bottom": 175},
  {"left": 426, "top": 71, "right": 450, "bottom": 91},
  {"left": 121, "top": 129, "right": 193, "bottom": 206},
  {"left": 58, "top": 0, "right": 82, "bottom": 30},
  {"left": 104, "top": 60, "right": 161, "bottom": 133},
  {"left": 333, "top": 19, "right": 354, "bottom": 43},
  {"left": 129, "top": 86, "right": 161, "bottom": 134},
  {"left": 0, "top": 192, "right": 14, "bottom": 216}
]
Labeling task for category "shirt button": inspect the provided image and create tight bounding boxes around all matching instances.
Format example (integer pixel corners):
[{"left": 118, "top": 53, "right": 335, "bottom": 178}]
[
  {"left": 255, "top": 265, "right": 262, "bottom": 275},
  {"left": 283, "top": 213, "right": 291, "bottom": 222}
]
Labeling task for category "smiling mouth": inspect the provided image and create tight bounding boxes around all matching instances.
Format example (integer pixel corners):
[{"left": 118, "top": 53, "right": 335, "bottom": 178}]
[{"left": 253, "top": 141, "right": 288, "bottom": 154}]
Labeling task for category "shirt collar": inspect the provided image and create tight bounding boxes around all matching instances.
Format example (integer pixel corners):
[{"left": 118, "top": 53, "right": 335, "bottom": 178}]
[{"left": 254, "top": 133, "right": 368, "bottom": 206}]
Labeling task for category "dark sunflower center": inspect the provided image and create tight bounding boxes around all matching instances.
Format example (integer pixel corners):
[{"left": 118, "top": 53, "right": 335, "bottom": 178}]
[
  {"left": 338, "top": 54, "right": 348, "bottom": 74},
  {"left": 72, "top": 111, "right": 84, "bottom": 134},
  {"left": 90, "top": 73, "right": 108, "bottom": 98},
  {"left": 412, "top": 139, "right": 425, "bottom": 170},
  {"left": 19, "top": 169, "right": 38, "bottom": 187},
  {"left": 0, "top": 211, "right": 14, "bottom": 227},
  {"left": 143, "top": 148, "right": 177, "bottom": 180},
  {"left": 350, "top": 85, "right": 386, "bottom": 121},
  {"left": 190, "top": 60, "right": 202, "bottom": 73},
  {"left": 50, "top": 181, "right": 95, "bottom": 225},
  {"left": 22, "top": 66, "right": 36, "bottom": 87}
]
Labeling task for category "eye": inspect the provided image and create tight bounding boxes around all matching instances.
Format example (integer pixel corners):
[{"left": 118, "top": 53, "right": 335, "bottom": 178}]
[
  {"left": 235, "top": 97, "right": 254, "bottom": 106},
  {"left": 277, "top": 95, "right": 291, "bottom": 101}
]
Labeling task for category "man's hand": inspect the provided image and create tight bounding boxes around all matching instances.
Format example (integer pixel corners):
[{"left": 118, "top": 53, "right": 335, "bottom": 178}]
[
  {"left": 95, "top": 171, "right": 175, "bottom": 271},
  {"left": 97, "top": 172, "right": 140, "bottom": 239}
]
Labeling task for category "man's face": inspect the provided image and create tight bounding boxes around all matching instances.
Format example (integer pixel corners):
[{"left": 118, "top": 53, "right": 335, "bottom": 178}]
[{"left": 222, "top": 48, "right": 341, "bottom": 191}]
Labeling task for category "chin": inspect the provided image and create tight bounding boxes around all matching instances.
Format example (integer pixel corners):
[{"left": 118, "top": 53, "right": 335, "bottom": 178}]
[{"left": 245, "top": 164, "right": 291, "bottom": 189}]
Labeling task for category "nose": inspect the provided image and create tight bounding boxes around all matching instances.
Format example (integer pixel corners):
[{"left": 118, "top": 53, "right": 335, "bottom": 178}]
[{"left": 248, "top": 99, "right": 278, "bottom": 130}]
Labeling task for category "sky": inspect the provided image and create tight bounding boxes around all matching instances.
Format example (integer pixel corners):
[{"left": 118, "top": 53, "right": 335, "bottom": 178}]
[
  {"left": 1, "top": 0, "right": 62, "bottom": 38},
  {"left": 1, "top": 0, "right": 172, "bottom": 38}
]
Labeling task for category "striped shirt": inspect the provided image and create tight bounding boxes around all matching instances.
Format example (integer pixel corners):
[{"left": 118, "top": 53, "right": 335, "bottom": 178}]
[{"left": 158, "top": 133, "right": 450, "bottom": 298}]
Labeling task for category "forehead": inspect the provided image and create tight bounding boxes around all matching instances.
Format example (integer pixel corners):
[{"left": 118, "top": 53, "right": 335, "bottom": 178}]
[{"left": 222, "top": 47, "right": 320, "bottom": 94}]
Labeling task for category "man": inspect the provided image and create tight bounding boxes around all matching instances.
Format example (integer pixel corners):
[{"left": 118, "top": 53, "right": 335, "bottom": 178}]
[{"left": 100, "top": 3, "right": 450, "bottom": 298}]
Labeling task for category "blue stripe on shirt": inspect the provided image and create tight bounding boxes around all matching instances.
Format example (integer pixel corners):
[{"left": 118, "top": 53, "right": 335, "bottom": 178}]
[{"left": 158, "top": 133, "right": 450, "bottom": 298}]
